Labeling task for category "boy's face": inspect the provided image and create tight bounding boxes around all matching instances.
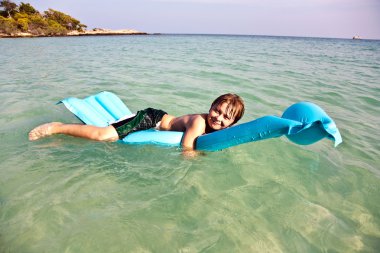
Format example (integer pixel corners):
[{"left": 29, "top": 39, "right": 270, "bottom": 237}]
[{"left": 207, "top": 102, "right": 235, "bottom": 130}]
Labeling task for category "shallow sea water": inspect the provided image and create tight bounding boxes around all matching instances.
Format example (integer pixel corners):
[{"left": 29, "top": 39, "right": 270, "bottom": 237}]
[{"left": 1, "top": 35, "right": 379, "bottom": 252}]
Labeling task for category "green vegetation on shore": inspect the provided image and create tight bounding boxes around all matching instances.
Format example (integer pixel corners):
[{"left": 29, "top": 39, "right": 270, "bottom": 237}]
[{"left": 0, "top": 0, "right": 86, "bottom": 36}]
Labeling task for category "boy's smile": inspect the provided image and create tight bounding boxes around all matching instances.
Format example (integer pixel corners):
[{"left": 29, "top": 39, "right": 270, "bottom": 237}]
[{"left": 207, "top": 102, "right": 235, "bottom": 131}]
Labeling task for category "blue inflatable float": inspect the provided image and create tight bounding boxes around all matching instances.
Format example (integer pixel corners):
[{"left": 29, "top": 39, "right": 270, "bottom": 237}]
[{"left": 59, "top": 91, "right": 342, "bottom": 151}]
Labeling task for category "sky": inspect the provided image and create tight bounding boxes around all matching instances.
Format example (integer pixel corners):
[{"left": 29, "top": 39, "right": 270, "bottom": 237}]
[{"left": 18, "top": 0, "right": 380, "bottom": 39}]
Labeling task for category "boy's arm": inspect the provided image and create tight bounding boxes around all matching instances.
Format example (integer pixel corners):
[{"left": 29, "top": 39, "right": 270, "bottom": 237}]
[{"left": 181, "top": 116, "right": 206, "bottom": 150}]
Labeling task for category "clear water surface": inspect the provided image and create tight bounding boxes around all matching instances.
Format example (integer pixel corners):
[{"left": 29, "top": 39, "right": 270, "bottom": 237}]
[{"left": 0, "top": 35, "right": 379, "bottom": 252}]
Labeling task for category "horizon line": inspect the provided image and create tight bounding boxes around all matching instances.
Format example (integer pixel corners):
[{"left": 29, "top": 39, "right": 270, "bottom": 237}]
[{"left": 152, "top": 33, "right": 380, "bottom": 41}]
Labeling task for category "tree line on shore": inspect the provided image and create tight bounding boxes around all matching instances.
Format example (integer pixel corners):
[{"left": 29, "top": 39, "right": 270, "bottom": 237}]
[{"left": 0, "top": 0, "right": 86, "bottom": 36}]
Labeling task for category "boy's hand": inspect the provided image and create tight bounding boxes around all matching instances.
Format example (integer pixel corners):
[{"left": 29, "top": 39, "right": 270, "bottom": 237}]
[{"left": 182, "top": 149, "right": 198, "bottom": 158}]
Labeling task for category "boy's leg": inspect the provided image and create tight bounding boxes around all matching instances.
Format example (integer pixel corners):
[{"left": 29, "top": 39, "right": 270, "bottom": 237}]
[{"left": 29, "top": 122, "right": 119, "bottom": 141}]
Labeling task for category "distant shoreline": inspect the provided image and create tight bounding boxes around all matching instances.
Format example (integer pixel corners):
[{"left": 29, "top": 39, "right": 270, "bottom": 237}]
[
  {"left": 1, "top": 32, "right": 378, "bottom": 41},
  {"left": 0, "top": 28, "right": 149, "bottom": 38}
]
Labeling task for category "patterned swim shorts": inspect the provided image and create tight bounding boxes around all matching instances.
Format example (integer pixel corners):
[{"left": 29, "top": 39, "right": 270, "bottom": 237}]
[{"left": 111, "top": 108, "right": 167, "bottom": 139}]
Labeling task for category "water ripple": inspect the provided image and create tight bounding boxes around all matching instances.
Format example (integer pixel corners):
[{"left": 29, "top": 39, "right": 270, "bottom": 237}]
[{"left": 1, "top": 35, "right": 379, "bottom": 252}]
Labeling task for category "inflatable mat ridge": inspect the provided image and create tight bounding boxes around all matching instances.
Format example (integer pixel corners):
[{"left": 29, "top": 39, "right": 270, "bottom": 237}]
[{"left": 94, "top": 91, "right": 132, "bottom": 122}]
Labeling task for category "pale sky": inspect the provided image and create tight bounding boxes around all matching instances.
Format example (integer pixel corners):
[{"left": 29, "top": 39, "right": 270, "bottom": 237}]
[{"left": 20, "top": 0, "right": 380, "bottom": 39}]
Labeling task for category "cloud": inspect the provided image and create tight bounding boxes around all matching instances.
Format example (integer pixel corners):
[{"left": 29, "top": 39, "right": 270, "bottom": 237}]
[
  {"left": 147, "top": 0, "right": 274, "bottom": 4},
  {"left": 147, "top": 0, "right": 377, "bottom": 5}
]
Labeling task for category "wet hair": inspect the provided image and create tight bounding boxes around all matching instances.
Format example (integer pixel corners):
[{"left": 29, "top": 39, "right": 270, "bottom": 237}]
[{"left": 211, "top": 93, "right": 245, "bottom": 124}]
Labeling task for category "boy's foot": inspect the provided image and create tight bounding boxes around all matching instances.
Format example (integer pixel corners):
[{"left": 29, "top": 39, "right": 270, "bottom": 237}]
[{"left": 29, "top": 122, "right": 63, "bottom": 141}]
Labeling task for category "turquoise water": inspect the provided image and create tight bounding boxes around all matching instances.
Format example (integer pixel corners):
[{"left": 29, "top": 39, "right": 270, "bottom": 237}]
[{"left": 1, "top": 35, "right": 379, "bottom": 252}]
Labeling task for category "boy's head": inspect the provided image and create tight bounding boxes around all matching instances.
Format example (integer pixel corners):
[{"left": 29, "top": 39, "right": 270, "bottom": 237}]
[{"left": 207, "top": 93, "right": 245, "bottom": 130}]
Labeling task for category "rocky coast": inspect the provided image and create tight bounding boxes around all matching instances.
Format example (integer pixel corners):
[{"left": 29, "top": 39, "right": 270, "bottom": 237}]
[
  {"left": 0, "top": 28, "right": 148, "bottom": 38},
  {"left": 68, "top": 28, "right": 147, "bottom": 36}
]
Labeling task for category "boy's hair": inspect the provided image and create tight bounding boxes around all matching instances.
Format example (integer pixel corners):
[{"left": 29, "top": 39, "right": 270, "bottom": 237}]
[{"left": 211, "top": 93, "right": 245, "bottom": 124}]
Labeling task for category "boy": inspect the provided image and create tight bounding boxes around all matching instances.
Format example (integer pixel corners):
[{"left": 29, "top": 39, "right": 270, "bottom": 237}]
[{"left": 29, "top": 93, "right": 245, "bottom": 150}]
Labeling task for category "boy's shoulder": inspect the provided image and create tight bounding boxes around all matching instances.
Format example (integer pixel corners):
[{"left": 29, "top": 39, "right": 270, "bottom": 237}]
[
  {"left": 166, "top": 113, "right": 207, "bottom": 132},
  {"left": 178, "top": 113, "right": 208, "bottom": 129},
  {"left": 187, "top": 113, "right": 208, "bottom": 131},
  {"left": 188, "top": 113, "right": 208, "bottom": 123}
]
